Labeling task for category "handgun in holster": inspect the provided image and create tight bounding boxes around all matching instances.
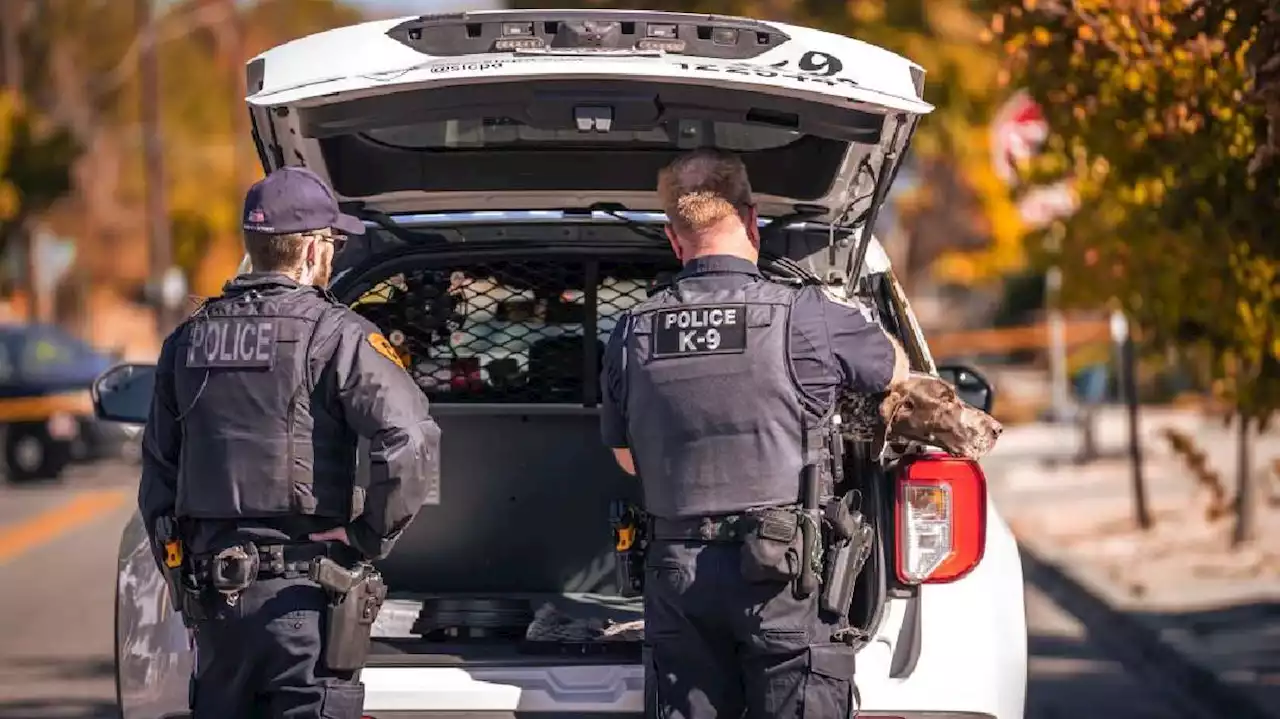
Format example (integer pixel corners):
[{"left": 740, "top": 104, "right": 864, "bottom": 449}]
[
  {"left": 820, "top": 490, "right": 875, "bottom": 618},
  {"left": 154, "top": 516, "right": 206, "bottom": 628},
  {"left": 609, "top": 500, "right": 647, "bottom": 597},
  {"left": 309, "top": 557, "right": 387, "bottom": 672}
]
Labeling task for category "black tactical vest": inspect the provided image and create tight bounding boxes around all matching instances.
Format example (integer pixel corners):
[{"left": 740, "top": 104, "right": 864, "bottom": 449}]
[
  {"left": 622, "top": 271, "right": 830, "bottom": 519},
  {"left": 171, "top": 276, "right": 359, "bottom": 522}
]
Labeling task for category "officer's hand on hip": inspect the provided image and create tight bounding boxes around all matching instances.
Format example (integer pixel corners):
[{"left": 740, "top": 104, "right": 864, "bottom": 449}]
[{"left": 309, "top": 526, "right": 351, "bottom": 546}]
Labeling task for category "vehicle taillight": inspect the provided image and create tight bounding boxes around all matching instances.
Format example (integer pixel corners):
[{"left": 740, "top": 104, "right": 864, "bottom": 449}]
[{"left": 895, "top": 454, "right": 986, "bottom": 584}]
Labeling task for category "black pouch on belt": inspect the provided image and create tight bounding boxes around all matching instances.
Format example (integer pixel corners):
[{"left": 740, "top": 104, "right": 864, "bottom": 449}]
[
  {"left": 317, "top": 560, "right": 388, "bottom": 672},
  {"left": 740, "top": 508, "right": 802, "bottom": 583}
]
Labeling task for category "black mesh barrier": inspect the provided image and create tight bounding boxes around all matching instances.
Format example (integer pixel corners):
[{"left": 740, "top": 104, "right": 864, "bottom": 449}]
[{"left": 349, "top": 257, "right": 677, "bottom": 404}]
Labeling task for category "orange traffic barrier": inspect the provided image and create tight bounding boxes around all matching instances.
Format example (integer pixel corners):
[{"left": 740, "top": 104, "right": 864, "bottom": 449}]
[{"left": 928, "top": 319, "right": 1113, "bottom": 358}]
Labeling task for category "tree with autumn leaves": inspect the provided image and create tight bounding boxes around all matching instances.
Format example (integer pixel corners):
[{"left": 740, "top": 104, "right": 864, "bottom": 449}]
[
  {"left": 990, "top": 0, "right": 1279, "bottom": 543},
  {"left": 0, "top": 0, "right": 360, "bottom": 349}
]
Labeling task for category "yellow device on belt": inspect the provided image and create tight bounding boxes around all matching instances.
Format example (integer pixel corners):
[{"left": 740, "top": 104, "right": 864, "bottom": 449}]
[
  {"left": 164, "top": 540, "right": 184, "bottom": 568},
  {"left": 615, "top": 525, "right": 636, "bottom": 552}
]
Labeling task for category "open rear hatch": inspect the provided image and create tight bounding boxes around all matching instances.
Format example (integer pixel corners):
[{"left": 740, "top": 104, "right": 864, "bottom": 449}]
[{"left": 247, "top": 11, "right": 930, "bottom": 281}]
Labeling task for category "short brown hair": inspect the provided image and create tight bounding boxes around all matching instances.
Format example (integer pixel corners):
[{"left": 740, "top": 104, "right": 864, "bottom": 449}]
[
  {"left": 243, "top": 228, "right": 330, "bottom": 272},
  {"left": 657, "top": 149, "right": 754, "bottom": 234}
]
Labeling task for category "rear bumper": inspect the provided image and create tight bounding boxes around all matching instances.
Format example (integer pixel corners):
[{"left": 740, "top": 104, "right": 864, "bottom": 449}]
[
  {"left": 355, "top": 706, "right": 993, "bottom": 711},
  {"left": 162, "top": 706, "right": 998, "bottom": 711}
]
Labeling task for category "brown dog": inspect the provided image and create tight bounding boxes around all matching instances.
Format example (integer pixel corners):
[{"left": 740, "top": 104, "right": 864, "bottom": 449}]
[{"left": 879, "top": 373, "right": 1004, "bottom": 460}]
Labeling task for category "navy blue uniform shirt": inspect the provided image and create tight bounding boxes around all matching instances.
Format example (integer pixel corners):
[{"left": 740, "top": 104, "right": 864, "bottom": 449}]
[{"left": 600, "top": 255, "right": 896, "bottom": 449}]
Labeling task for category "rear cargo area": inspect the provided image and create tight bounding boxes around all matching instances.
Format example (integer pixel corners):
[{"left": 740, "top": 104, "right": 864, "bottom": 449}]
[
  {"left": 370, "top": 592, "right": 644, "bottom": 665},
  {"left": 340, "top": 249, "right": 887, "bottom": 666},
  {"left": 356, "top": 408, "right": 647, "bottom": 665}
]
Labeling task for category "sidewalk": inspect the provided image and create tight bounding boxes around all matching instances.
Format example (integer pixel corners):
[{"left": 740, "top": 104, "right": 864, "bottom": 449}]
[{"left": 986, "top": 406, "right": 1280, "bottom": 717}]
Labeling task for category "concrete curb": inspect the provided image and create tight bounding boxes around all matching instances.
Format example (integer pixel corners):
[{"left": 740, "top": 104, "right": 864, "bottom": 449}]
[{"left": 1019, "top": 539, "right": 1280, "bottom": 719}]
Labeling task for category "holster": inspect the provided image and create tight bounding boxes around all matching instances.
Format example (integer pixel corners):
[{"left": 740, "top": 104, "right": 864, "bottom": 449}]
[
  {"left": 794, "top": 454, "right": 824, "bottom": 599},
  {"left": 154, "top": 516, "right": 206, "bottom": 628},
  {"left": 740, "top": 507, "right": 803, "bottom": 584},
  {"left": 820, "top": 491, "right": 875, "bottom": 617},
  {"left": 311, "top": 558, "right": 387, "bottom": 672}
]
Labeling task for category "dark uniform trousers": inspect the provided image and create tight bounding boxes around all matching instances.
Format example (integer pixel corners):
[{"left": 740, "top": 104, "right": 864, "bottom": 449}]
[
  {"left": 643, "top": 539, "right": 857, "bottom": 719},
  {"left": 192, "top": 576, "right": 365, "bottom": 719}
]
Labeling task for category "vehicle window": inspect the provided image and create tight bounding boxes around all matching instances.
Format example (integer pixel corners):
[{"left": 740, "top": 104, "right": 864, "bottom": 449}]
[
  {"left": 20, "top": 327, "right": 93, "bottom": 376},
  {"left": 362, "top": 117, "right": 802, "bottom": 152},
  {"left": 349, "top": 258, "right": 676, "bottom": 404}
]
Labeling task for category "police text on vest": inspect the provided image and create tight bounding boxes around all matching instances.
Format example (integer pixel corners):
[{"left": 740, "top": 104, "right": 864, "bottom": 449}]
[
  {"left": 652, "top": 304, "right": 749, "bottom": 359},
  {"left": 186, "top": 319, "right": 279, "bottom": 369}
]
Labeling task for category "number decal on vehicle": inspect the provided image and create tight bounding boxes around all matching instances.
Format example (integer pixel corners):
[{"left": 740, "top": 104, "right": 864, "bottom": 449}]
[
  {"left": 676, "top": 59, "right": 860, "bottom": 88},
  {"left": 797, "top": 51, "right": 843, "bottom": 77}
]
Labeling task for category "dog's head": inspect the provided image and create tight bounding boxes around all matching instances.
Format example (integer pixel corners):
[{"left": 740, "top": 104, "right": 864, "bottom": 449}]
[{"left": 880, "top": 374, "right": 1003, "bottom": 460}]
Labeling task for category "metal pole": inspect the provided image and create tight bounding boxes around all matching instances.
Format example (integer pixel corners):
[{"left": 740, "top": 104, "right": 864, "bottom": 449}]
[
  {"left": 1232, "top": 414, "right": 1255, "bottom": 546},
  {"left": 137, "top": 0, "right": 172, "bottom": 337},
  {"left": 1043, "top": 225, "right": 1071, "bottom": 422},
  {"left": 1, "top": 0, "right": 21, "bottom": 90},
  {"left": 1115, "top": 312, "right": 1152, "bottom": 530}
]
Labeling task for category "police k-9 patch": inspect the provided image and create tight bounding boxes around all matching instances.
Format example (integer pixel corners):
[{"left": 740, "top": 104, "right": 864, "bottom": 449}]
[
  {"left": 652, "top": 304, "right": 748, "bottom": 359},
  {"left": 186, "top": 319, "right": 278, "bottom": 369}
]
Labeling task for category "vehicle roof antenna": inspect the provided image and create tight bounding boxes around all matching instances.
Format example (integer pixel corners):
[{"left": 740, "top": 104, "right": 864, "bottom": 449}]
[{"left": 844, "top": 113, "right": 910, "bottom": 286}]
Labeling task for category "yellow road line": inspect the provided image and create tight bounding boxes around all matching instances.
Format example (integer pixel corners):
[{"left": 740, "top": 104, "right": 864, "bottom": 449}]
[{"left": 0, "top": 489, "right": 131, "bottom": 565}]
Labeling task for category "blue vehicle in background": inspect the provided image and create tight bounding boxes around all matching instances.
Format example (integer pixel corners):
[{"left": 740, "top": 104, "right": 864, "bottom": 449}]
[{"left": 0, "top": 323, "right": 133, "bottom": 482}]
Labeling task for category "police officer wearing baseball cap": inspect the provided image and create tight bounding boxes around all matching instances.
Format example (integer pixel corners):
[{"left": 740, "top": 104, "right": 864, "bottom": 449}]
[
  {"left": 600, "top": 149, "right": 911, "bottom": 718},
  {"left": 138, "top": 165, "right": 442, "bottom": 718}
]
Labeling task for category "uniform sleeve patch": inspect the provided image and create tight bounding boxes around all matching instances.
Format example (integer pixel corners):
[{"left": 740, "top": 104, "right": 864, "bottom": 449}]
[
  {"left": 185, "top": 319, "right": 277, "bottom": 369},
  {"left": 652, "top": 304, "right": 748, "bottom": 359},
  {"left": 368, "top": 332, "right": 406, "bottom": 369}
]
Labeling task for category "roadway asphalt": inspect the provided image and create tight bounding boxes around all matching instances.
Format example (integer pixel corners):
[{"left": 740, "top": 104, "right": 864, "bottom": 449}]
[{"left": 0, "top": 459, "right": 1209, "bottom": 718}]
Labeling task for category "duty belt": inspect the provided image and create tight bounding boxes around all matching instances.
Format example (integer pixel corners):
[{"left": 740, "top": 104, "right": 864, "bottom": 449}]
[
  {"left": 650, "top": 506, "right": 799, "bottom": 543},
  {"left": 192, "top": 541, "right": 338, "bottom": 581}
]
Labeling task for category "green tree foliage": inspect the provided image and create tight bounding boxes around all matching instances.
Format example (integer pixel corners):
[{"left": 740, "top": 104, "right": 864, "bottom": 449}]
[
  {"left": 512, "top": 0, "right": 1026, "bottom": 288},
  {"left": 0, "top": 91, "right": 79, "bottom": 258},
  {"left": 990, "top": 0, "right": 1280, "bottom": 430}
]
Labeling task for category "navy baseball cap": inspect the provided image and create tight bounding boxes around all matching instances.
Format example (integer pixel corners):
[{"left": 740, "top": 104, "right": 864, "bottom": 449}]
[{"left": 242, "top": 166, "right": 366, "bottom": 236}]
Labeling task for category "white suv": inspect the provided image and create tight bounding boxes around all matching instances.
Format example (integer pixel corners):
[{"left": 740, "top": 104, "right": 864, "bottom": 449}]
[{"left": 94, "top": 9, "right": 1027, "bottom": 719}]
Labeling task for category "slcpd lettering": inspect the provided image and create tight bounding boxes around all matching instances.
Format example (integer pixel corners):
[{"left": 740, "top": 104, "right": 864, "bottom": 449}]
[{"left": 430, "top": 61, "right": 505, "bottom": 73}]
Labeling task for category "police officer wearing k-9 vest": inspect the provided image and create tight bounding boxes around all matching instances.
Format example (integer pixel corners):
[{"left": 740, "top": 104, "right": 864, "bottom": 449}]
[
  {"left": 138, "top": 166, "right": 442, "bottom": 719},
  {"left": 600, "top": 149, "right": 910, "bottom": 719}
]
